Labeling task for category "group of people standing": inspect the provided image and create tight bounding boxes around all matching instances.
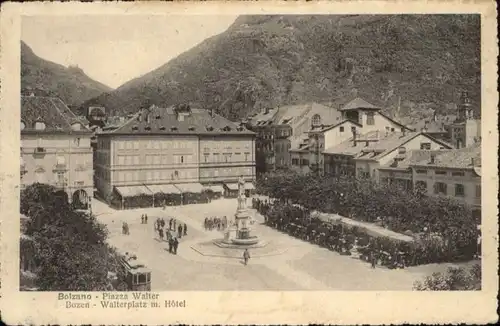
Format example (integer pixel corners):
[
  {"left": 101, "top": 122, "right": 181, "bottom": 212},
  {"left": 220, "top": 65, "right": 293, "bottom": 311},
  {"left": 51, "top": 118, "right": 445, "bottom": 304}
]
[
  {"left": 153, "top": 217, "right": 187, "bottom": 255},
  {"left": 204, "top": 216, "right": 229, "bottom": 231}
]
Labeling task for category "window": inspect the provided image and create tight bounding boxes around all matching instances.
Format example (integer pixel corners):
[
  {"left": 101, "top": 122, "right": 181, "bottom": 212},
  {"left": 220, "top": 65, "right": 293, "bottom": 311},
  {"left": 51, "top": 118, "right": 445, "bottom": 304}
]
[
  {"left": 180, "top": 156, "right": 184, "bottom": 164},
  {"left": 455, "top": 184, "right": 465, "bottom": 197},
  {"left": 118, "top": 156, "right": 125, "bottom": 165},
  {"left": 391, "top": 128, "right": 395, "bottom": 132},
  {"left": 56, "top": 155, "right": 66, "bottom": 166},
  {"left": 398, "top": 147, "right": 406, "bottom": 154},
  {"left": 476, "top": 185, "right": 481, "bottom": 198},
  {"left": 416, "top": 169, "right": 427, "bottom": 174},
  {"left": 366, "top": 112, "right": 375, "bottom": 125},
  {"left": 133, "top": 156, "right": 140, "bottom": 165},
  {"left": 244, "top": 152, "right": 250, "bottom": 161},
  {"left": 133, "top": 141, "right": 139, "bottom": 150},
  {"left": 204, "top": 154, "right": 209, "bottom": 163},
  {"left": 434, "top": 182, "right": 447, "bottom": 195},
  {"left": 339, "top": 126, "right": 344, "bottom": 132},
  {"left": 153, "top": 155, "right": 160, "bottom": 165},
  {"left": 435, "top": 170, "right": 447, "bottom": 175},
  {"left": 452, "top": 171, "right": 465, "bottom": 177},
  {"left": 420, "top": 142, "right": 431, "bottom": 150},
  {"left": 74, "top": 138, "right": 81, "bottom": 147}
]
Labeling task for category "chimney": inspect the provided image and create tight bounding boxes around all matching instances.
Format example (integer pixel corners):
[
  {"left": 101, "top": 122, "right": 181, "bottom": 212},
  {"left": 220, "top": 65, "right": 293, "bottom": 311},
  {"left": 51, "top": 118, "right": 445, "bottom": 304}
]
[
  {"left": 430, "top": 153, "right": 436, "bottom": 164},
  {"left": 402, "top": 128, "right": 406, "bottom": 137}
]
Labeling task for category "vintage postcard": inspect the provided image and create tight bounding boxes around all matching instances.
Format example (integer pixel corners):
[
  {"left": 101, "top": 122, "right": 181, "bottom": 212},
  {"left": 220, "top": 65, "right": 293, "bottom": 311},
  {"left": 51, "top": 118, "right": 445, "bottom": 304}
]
[{"left": 0, "top": 0, "right": 498, "bottom": 324}]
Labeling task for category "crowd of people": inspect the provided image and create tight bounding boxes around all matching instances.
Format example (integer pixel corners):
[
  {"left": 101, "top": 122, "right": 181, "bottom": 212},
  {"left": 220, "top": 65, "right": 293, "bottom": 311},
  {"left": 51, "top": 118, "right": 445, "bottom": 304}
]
[
  {"left": 253, "top": 198, "right": 478, "bottom": 268},
  {"left": 204, "top": 216, "right": 229, "bottom": 231}
]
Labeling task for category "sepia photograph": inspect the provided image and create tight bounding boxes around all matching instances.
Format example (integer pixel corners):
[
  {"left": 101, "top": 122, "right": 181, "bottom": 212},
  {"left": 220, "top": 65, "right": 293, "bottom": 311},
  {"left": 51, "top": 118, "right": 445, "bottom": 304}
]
[
  {"left": 18, "top": 12, "right": 484, "bottom": 292},
  {"left": 1, "top": 1, "right": 498, "bottom": 325}
]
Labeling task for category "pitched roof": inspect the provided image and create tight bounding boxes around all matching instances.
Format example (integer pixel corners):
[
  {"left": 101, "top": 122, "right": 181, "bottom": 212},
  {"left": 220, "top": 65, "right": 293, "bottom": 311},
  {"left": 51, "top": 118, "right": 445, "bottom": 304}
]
[
  {"left": 107, "top": 104, "right": 254, "bottom": 136},
  {"left": 379, "top": 149, "right": 451, "bottom": 170},
  {"left": 315, "top": 119, "right": 363, "bottom": 133},
  {"left": 377, "top": 112, "right": 414, "bottom": 131},
  {"left": 323, "top": 130, "right": 451, "bottom": 161},
  {"left": 412, "top": 143, "right": 481, "bottom": 169},
  {"left": 339, "top": 97, "right": 380, "bottom": 111},
  {"left": 21, "top": 95, "right": 91, "bottom": 133}
]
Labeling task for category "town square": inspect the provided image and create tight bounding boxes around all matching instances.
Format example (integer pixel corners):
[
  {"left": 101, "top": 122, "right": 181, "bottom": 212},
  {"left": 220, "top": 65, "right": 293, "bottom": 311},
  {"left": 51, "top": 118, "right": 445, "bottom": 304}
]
[{"left": 15, "top": 12, "right": 486, "bottom": 295}]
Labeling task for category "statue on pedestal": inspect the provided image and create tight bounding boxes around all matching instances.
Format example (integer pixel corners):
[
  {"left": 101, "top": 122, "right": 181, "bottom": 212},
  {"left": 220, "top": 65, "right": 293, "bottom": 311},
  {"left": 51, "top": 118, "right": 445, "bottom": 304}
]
[{"left": 237, "top": 176, "right": 246, "bottom": 210}]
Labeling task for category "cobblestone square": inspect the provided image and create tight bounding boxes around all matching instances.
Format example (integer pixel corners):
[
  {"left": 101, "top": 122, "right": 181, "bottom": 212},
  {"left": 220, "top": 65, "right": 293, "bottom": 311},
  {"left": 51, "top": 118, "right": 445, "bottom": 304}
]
[{"left": 93, "top": 198, "right": 468, "bottom": 291}]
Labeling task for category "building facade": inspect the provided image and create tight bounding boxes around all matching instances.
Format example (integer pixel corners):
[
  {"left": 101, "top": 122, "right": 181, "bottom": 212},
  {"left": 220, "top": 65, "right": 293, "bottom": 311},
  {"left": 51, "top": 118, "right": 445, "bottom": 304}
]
[
  {"left": 94, "top": 104, "right": 256, "bottom": 203},
  {"left": 21, "top": 95, "right": 93, "bottom": 209},
  {"left": 324, "top": 131, "right": 453, "bottom": 180},
  {"left": 378, "top": 146, "right": 481, "bottom": 215}
]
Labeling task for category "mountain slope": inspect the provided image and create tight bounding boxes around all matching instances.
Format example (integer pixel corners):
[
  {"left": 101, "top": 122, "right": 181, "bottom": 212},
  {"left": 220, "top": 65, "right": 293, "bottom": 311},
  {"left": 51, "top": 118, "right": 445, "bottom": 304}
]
[
  {"left": 21, "top": 41, "right": 112, "bottom": 107},
  {"left": 84, "top": 15, "right": 480, "bottom": 119}
]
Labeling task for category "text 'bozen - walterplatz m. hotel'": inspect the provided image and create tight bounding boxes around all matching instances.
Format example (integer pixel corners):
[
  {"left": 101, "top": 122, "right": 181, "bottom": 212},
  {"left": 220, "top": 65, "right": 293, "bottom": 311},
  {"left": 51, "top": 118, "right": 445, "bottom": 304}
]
[{"left": 94, "top": 104, "right": 256, "bottom": 209}]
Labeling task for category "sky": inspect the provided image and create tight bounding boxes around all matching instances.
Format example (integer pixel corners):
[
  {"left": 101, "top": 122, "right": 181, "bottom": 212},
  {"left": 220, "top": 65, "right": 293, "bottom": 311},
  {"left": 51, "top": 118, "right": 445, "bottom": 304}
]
[{"left": 21, "top": 15, "right": 238, "bottom": 89}]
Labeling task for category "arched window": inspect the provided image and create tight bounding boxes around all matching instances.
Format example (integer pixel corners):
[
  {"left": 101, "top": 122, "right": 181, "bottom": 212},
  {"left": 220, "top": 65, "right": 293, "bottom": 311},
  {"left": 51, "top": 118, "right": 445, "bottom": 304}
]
[
  {"left": 71, "top": 123, "right": 81, "bottom": 131},
  {"left": 311, "top": 114, "right": 321, "bottom": 127},
  {"left": 20, "top": 121, "right": 26, "bottom": 130},
  {"left": 34, "top": 121, "right": 46, "bottom": 130}
]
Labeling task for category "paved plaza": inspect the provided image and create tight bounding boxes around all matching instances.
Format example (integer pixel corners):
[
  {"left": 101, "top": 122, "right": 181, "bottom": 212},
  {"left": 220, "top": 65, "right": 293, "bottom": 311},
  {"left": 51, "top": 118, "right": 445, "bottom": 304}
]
[{"left": 93, "top": 198, "right": 468, "bottom": 291}]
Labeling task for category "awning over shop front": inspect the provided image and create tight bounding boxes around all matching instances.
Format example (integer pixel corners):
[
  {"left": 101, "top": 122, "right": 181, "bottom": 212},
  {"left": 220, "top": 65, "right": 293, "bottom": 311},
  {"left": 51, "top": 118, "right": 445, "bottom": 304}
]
[
  {"left": 224, "top": 183, "right": 239, "bottom": 191},
  {"left": 205, "top": 185, "right": 224, "bottom": 193},
  {"left": 146, "top": 184, "right": 181, "bottom": 195},
  {"left": 245, "top": 183, "right": 255, "bottom": 190},
  {"left": 115, "top": 185, "right": 152, "bottom": 198},
  {"left": 175, "top": 182, "right": 204, "bottom": 193}
]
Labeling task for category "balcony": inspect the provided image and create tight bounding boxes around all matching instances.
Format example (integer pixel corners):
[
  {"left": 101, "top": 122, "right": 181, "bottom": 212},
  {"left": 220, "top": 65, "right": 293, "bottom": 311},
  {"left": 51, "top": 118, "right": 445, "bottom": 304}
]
[{"left": 33, "top": 147, "right": 47, "bottom": 157}]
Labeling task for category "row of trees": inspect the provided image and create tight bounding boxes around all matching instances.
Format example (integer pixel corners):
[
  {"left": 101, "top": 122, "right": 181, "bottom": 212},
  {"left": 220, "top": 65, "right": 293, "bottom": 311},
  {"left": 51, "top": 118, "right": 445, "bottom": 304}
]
[
  {"left": 256, "top": 171, "right": 479, "bottom": 260},
  {"left": 21, "top": 183, "right": 121, "bottom": 291}
]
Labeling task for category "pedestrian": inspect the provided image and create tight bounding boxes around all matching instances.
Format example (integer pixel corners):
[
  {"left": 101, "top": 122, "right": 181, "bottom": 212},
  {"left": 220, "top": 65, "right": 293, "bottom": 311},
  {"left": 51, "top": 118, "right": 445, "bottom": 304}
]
[
  {"left": 173, "top": 237, "right": 179, "bottom": 255},
  {"left": 178, "top": 224, "right": 183, "bottom": 238},
  {"left": 169, "top": 218, "right": 173, "bottom": 231},
  {"left": 145, "top": 214, "right": 148, "bottom": 224},
  {"left": 168, "top": 237, "right": 173, "bottom": 253},
  {"left": 183, "top": 223, "right": 187, "bottom": 236},
  {"left": 243, "top": 248, "right": 250, "bottom": 265},
  {"left": 141, "top": 215, "right": 144, "bottom": 224},
  {"left": 370, "top": 251, "right": 377, "bottom": 269},
  {"left": 173, "top": 218, "right": 177, "bottom": 231},
  {"left": 159, "top": 227, "right": 164, "bottom": 241}
]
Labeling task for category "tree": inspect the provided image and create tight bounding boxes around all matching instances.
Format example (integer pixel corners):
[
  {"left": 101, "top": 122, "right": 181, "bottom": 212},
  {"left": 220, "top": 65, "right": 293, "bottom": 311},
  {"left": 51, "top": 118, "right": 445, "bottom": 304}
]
[
  {"left": 413, "top": 263, "right": 481, "bottom": 290},
  {"left": 21, "top": 183, "right": 119, "bottom": 291}
]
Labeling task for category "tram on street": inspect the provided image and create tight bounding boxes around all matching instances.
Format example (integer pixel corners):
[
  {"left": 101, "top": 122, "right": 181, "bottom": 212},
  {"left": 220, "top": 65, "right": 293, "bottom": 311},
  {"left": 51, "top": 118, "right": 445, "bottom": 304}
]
[{"left": 116, "top": 252, "right": 152, "bottom": 291}]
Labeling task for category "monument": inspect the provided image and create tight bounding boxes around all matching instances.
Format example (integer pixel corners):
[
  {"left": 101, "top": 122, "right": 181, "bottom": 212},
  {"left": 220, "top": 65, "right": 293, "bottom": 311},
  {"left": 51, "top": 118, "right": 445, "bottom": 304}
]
[{"left": 223, "top": 176, "right": 260, "bottom": 245}]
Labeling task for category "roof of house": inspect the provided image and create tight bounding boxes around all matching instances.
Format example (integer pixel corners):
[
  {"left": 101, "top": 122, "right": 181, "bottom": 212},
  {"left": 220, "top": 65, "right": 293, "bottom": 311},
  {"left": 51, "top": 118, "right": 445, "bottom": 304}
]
[
  {"left": 412, "top": 143, "right": 481, "bottom": 169},
  {"left": 21, "top": 95, "right": 91, "bottom": 133},
  {"left": 339, "top": 97, "right": 380, "bottom": 111},
  {"left": 379, "top": 149, "right": 451, "bottom": 170},
  {"left": 313, "top": 119, "right": 363, "bottom": 133},
  {"left": 410, "top": 119, "right": 447, "bottom": 133},
  {"left": 106, "top": 104, "right": 254, "bottom": 136},
  {"left": 249, "top": 108, "right": 279, "bottom": 126},
  {"left": 323, "top": 130, "right": 452, "bottom": 161}
]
